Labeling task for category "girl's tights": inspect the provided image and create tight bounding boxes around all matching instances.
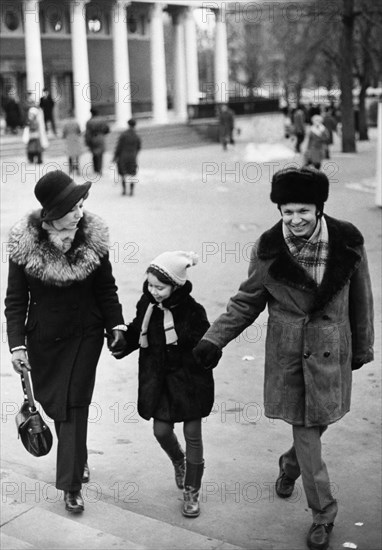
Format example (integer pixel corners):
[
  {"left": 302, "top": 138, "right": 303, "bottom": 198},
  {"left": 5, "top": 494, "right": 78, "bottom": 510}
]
[{"left": 153, "top": 418, "right": 203, "bottom": 464}]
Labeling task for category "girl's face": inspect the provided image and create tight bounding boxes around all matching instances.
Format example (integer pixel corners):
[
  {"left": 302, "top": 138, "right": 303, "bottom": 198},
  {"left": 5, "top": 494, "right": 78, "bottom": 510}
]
[
  {"left": 147, "top": 273, "right": 174, "bottom": 303},
  {"left": 280, "top": 203, "right": 319, "bottom": 239},
  {"left": 52, "top": 199, "right": 84, "bottom": 230}
]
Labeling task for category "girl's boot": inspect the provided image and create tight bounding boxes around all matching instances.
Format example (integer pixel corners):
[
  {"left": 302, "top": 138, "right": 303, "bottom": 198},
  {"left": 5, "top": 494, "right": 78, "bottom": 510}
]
[
  {"left": 165, "top": 443, "right": 186, "bottom": 489},
  {"left": 182, "top": 461, "right": 204, "bottom": 518}
]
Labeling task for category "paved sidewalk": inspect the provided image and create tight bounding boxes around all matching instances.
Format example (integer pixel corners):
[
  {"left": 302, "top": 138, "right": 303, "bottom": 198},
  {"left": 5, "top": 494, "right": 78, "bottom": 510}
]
[{"left": 1, "top": 128, "right": 381, "bottom": 550}]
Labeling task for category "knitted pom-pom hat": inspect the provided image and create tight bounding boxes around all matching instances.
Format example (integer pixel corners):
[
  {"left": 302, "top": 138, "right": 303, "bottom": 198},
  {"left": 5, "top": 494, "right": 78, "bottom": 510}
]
[{"left": 149, "top": 251, "right": 199, "bottom": 286}]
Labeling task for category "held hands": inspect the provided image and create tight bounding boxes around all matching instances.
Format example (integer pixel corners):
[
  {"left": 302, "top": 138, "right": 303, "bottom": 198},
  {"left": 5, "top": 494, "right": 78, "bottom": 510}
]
[
  {"left": 11, "top": 349, "right": 31, "bottom": 374},
  {"left": 108, "top": 329, "right": 127, "bottom": 359},
  {"left": 193, "top": 340, "right": 222, "bottom": 370}
]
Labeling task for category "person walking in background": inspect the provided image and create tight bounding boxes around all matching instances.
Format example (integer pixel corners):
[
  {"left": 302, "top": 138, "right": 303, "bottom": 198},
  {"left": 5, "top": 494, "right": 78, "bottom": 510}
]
[
  {"left": 3, "top": 89, "right": 22, "bottom": 134},
  {"left": 113, "top": 251, "right": 214, "bottom": 518},
  {"left": 22, "top": 105, "right": 48, "bottom": 164},
  {"left": 293, "top": 103, "right": 306, "bottom": 153},
  {"left": 113, "top": 118, "right": 142, "bottom": 196},
  {"left": 303, "top": 115, "right": 329, "bottom": 169},
  {"left": 322, "top": 107, "right": 338, "bottom": 159},
  {"left": 85, "top": 108, "right": 110, "bottom": 176},
  {"left": 40, "top": 88, "right": 57, "bottom": 136},
  {"left": 193, "top": 167, "right": 374, "bottom": 550},
  {"left": 4, "top": 171, "right": 126, "bottom": 515},
  {"left": 218, "top": 103, "right": 235, "bottom": 150},
  {"left": 62, "top": 111, "right": 82, "bottom": 177}
]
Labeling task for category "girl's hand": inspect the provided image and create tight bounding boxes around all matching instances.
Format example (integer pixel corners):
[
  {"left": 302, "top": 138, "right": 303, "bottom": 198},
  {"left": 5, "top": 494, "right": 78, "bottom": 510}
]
[{"left": 11, "top": 349, "right": 31, "bottom": 374}]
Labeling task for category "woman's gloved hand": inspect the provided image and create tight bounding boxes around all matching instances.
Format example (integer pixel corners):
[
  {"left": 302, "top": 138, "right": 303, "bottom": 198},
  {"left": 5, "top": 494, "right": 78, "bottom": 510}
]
[
  {"left": 193, "top": 340, "right": 222, "bottom": 370},
  {"left": 11, "top": 349, "right": 31, "bottom": 374},
  {"left": 108, "top": 329, "right": 127, "bottom": 359}
]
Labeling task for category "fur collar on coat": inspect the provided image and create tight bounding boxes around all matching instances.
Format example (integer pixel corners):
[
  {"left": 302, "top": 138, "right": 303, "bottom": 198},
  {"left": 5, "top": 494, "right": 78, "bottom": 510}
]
[
  {"left": 8, "top": 209, "right": 109, "bottom": 286},
  {"left": 257, "top": 214, "right": 364, "bottom": 312}
]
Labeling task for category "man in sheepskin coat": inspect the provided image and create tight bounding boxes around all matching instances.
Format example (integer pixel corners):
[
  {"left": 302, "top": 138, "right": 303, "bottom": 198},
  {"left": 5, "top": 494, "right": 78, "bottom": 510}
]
[
  {"left": 5, "top": 171, "right": 126, "bottom": 514},
  {"left": 194, "top": 167, "right": 374, "bottom": 550}
]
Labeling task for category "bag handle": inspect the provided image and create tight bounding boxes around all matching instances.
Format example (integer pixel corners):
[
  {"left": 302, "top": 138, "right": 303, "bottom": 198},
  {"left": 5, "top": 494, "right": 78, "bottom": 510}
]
[{"left": 20, "top": 366, "right": 36, "bottom": 411}]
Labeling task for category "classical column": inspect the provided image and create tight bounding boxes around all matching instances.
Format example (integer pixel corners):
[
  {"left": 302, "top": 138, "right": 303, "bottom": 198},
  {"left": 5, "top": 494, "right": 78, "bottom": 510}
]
[
  {"left": 149, "top": 2, "right": 168, "bottom": 124},
  {"left": 112, "top": 0, "right": 132, "bottom": 128},
  {"left": 23, "top": 0, "right": 44, "bottom": 101},
  {"left": 214, "top": 7, "right": 229, "bottom": 103},
  {"left": 70, "top": 0, "right": 91, "bottom": 130},
  {"left": 184, "top": 7, "right": 199, "bottom": 105},
  {"left": 172, "top": 10, "right": 187, "bottom": 120}
]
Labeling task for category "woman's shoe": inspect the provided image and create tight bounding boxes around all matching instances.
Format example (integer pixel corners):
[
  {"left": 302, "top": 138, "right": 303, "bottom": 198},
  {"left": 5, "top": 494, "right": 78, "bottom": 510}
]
[
  {"left": 64, "top": 490, "right": 84, "bottom": 513},
  {"left": 82, "top": 462, "right": 90, "bottom": 483}
]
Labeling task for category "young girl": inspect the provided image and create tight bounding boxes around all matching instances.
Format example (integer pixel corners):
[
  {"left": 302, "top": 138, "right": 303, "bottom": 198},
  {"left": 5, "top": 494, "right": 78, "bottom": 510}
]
[{"left": 116, "top": 251, "right": 214, "bottom": 517}]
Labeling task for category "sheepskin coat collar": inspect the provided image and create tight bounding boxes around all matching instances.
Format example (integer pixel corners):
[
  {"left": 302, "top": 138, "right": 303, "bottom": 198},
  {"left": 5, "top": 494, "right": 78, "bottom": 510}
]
[
  {"left": 257, "top": 214, "right": 364, "bottom": 311},
  {"left": 8, "top": 210, "right": 109, "bottom": 286}
]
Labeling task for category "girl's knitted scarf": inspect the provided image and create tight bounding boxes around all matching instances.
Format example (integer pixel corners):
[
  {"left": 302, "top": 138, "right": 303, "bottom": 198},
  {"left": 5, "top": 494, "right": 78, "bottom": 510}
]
[
  {"left": 282, "top": 216, "right": 329, "bottom": 285},
  {"left": 139, "top": 302, "right": 177, "bottom": 348}
]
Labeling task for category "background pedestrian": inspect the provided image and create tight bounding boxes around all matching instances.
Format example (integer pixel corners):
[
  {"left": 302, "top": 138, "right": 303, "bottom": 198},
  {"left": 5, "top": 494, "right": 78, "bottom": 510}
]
[
  {"left": 22, "top": 106, "right": 48, "bottom": 164},
  {"left": 40, "top": 88, "right": 57, "bottom": 136},
  {"left": 303, "top": 115, "right": 329, "bottom": 169},
  {"left": 62, "top": 110, "right": 82, "bottom": 177},
  {"left": 218, "top": 103, "right": 235, "bottom": 150},
  {"left": 112, "top": 118, "right": 142, "bottom": 196},
  {"left": 85, "top": 108, "right": 110, "bottom": 176}
]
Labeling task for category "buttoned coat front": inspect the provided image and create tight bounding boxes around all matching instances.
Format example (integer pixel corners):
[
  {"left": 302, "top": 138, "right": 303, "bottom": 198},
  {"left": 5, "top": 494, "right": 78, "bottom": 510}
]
[
  {"left": 4, "top": 211, "right": 124, "bottom": 421},
  {"left": 204, "top": 215, "right": 374, "bottom": 427}
]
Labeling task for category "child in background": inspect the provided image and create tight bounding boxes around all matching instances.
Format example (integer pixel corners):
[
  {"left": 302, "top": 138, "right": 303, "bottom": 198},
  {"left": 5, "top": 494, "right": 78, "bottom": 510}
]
[{"left": 114, "top": 251, "right": 214, "bottom": 517}]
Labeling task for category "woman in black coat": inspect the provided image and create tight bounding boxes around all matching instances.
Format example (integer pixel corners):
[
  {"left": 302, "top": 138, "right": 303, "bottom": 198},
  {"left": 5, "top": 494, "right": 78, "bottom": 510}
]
[
  {"left": 115, "top": 251, "right": 214, "bottom": 518},
  {"left": 4, "top": 171, "right": 126, "bottom": 514}
]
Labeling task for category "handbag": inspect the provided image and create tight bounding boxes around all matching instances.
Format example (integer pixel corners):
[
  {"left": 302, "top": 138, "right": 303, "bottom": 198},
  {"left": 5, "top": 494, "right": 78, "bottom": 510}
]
[{"left": 15, "top": 367, "right": 53, "bottom": 457}]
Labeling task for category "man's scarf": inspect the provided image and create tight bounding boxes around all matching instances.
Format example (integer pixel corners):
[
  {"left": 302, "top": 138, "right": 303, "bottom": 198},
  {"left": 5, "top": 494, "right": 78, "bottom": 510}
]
[
  {"left": 139, "top": 302, "right": 178, "bottom": 348},
  {"left": 282, "top": 216, "right": 329, "bottom": 285}
]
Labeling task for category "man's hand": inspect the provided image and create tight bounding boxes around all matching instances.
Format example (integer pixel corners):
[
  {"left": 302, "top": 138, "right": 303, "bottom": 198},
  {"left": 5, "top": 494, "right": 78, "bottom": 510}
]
[
  {"left": 193, "top": 340, "right": 222, "bottom": 370},
  {"left": 11, "top": 349, "right": 31, "bottom": 374}
]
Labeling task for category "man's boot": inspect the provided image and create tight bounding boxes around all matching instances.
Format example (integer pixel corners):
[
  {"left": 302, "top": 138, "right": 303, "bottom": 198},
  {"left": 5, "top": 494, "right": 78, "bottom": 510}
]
[{"left": 182, "top": 461, "right": 204, "bottom": 517}]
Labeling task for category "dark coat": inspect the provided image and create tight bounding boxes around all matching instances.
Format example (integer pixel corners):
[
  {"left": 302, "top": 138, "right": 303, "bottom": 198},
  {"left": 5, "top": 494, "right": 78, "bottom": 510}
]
[
  {"left": 4, "top": 211, "right": 124, "bottom": 421},
  {"left": 113, "top": 128, "right": 141, "bottom": 176},
  {"left": 123, "top": 281, "right": 214, "bottom": 422},
  {"left": 85, "top": 117, "right": 110, "bottom": 155},
  {"left": 204, "top": 215, "right": 374, "bottom": 427}
]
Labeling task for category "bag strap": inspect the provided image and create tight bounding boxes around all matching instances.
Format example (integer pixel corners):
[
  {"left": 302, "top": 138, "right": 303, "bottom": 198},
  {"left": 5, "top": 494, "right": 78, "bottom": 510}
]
[{"left": 20, "top": 367, "right": 36, "bottom": 411}]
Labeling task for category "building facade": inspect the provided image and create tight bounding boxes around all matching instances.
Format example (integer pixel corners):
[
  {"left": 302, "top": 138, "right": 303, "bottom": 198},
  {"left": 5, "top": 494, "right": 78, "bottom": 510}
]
[{"left": 0, "top": 0, "right": 230, "bottom": 128}]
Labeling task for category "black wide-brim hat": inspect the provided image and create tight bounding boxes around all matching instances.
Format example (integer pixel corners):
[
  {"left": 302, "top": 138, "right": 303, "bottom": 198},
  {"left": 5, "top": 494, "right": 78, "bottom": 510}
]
[
  {"left": 270, "top": 167, "right": 329, "bottom": 206},
  {"left": 34, "top": 170, "right": 92, "bottom": 222}
]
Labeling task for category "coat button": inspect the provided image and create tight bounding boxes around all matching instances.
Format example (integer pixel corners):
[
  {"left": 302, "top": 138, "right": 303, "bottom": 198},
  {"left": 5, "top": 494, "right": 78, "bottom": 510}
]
[
  {"left": 54, "top": 337, "right": 62, "bottom": 342},
  {"left": 303, "top": 352, "right": 311, "bottom": 359},
  {"left": 324, "top": 351, "right": 331, "bottom": 357}
]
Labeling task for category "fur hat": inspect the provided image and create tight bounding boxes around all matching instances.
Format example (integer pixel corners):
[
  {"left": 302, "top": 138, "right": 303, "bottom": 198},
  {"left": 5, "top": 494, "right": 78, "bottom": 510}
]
[
  {"left": 270, "top": 167, "right": 329, "bottom": 206},
  {"left": 34, "top": 170, "right": 92, "bottom": 222},
  {"left": 149, "top": 251, "right": 199, "bottom": 286}
]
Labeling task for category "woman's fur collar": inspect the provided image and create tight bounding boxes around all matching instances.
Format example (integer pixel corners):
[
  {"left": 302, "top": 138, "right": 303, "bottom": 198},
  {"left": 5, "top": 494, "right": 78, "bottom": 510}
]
[
  {"left": 8, "top": 210, "right": 110, "bottom": 286},
  {"left": 257, "top": 215, "right": 364, "bottom": 311}
]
